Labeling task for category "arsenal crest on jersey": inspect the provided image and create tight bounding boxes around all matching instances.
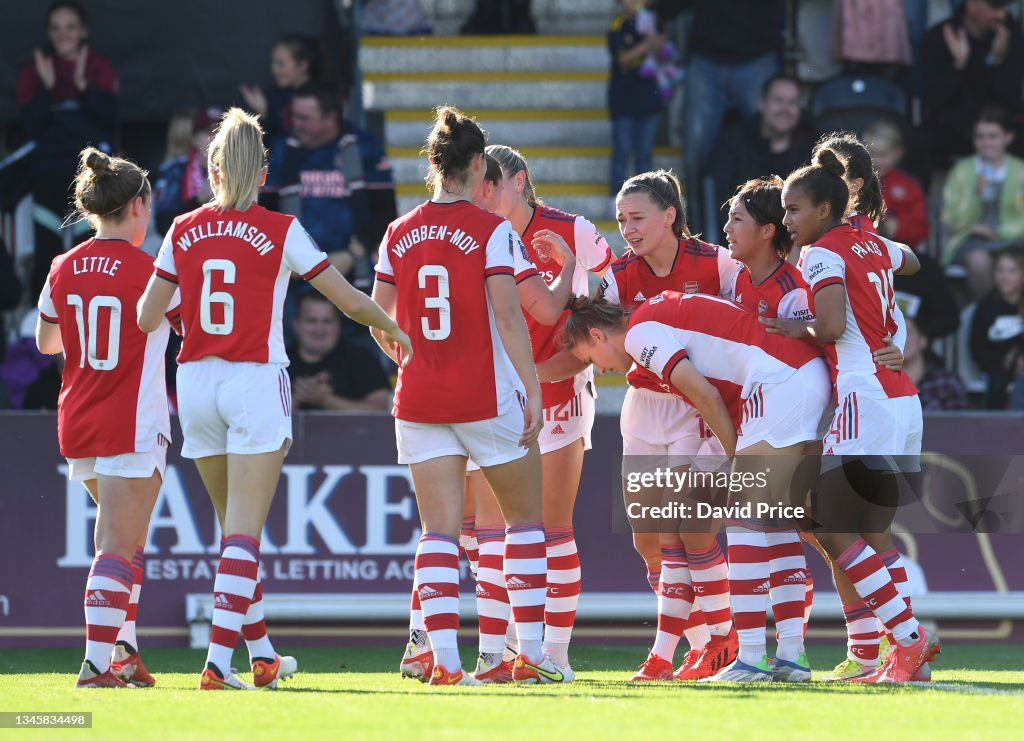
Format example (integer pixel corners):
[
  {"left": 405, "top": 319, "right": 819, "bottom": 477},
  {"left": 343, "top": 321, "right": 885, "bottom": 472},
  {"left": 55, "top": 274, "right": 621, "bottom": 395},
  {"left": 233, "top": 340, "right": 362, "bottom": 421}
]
[
  {"left": 757, "top": 299, "right": 769, "bottom": 315},
  {"left": 683, "top": 281, "right": 699, "bottom": 294}
]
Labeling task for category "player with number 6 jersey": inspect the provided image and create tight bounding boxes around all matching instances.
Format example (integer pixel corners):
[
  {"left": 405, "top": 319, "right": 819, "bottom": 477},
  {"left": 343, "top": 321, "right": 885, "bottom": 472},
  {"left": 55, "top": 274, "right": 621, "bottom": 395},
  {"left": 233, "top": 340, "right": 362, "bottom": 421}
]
[
  {"left": 36, "top": 148, "right": 171, "bottom": 689},
  {"left": 139, "top": 108, "right": 411, "bottom": 692}
]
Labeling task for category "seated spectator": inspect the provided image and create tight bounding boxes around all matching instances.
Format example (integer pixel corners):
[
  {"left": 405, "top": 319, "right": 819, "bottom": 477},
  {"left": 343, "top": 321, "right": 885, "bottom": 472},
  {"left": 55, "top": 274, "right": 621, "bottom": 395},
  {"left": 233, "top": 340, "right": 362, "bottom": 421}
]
[
  {"left": 287, "top": 293, "right": 390, "bottom": 412},
  {"left": 942, "top": 107, "right": 1024, "bottom": 299},
  {"left": 922, "top": 0, "right": 1024, "bottom": 164},
  {"left": 969, "top": 247, "right": 1024, "bottom": 409},
  {"left": 153, "top": 107, "right": 220, "bottom": 235},
  {"left": 607, "top": 0, "right": 668, "bottom": 199},
  {"left": 708, "top": 74, "right": 812, "bottom": 233},
  {"left": 362, "top": 0, "right": 432, "bottom": 35},
  {"left": 240, "top": 34, "right": 326, "bottom": 148},
  {"left": 903, "top": 317, "right": 969, "bottom": 410},
  {"left": 864, "top": 120, "right": 929, "bottom": 248}
]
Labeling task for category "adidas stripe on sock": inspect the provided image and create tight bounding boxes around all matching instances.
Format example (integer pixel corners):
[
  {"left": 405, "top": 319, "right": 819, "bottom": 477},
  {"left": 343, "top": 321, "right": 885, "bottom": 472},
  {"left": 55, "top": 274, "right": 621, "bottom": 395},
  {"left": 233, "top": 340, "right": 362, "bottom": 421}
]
[{"left": 84, "top": 553, "right": 134, "bottom": 674}]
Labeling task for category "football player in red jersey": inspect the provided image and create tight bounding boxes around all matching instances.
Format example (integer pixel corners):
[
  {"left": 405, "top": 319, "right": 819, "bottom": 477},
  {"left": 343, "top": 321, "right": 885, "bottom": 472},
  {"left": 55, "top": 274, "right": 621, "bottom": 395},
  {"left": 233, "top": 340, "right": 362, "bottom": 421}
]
[
  {"left": 372, "top": 107, "right": 564, "bottom": 686},
  {"left": 36, "top": 148, "right": 170, "bottom": 688},
  {"left": 598, "top": 170, "right": 741, "bottom": 681},
  {"left": 763, "top": 148, "right": 940, "bottom": 683},
  {"left": 138, "top": 108, "right": 412, "bottom": 691},
  {"left": 456, "top": 145, "right": 612, "bottom": 681}
]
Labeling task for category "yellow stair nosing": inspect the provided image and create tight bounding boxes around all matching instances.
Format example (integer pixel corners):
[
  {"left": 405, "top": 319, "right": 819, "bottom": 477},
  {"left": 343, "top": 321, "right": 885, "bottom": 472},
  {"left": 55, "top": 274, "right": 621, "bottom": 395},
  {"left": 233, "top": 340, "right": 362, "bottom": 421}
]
[
  {"left": 385, "top": 108, "right": 608, "bottom": 122},
  {"left": 361, "top": 34, "right": 605, "bottom": 48},
  {"left": 388, "top": 145, "right": 679, "bottom": 158},
  {"left": 364, "top": 70, "right": 607, "bottom": 83}
]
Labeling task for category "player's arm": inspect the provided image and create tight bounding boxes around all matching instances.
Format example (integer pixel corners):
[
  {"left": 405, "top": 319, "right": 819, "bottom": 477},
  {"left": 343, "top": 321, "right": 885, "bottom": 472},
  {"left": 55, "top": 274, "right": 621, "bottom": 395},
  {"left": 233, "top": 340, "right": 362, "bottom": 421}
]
[
  {"left": 880, "top": 235, "right": 920, "bottom": 276},
  {"left": 668, "top": 359, "right": 737, "bottom": 458},
  {"left": 518, "top": 229, "right": 576, "bottom": 325},
  {"left": 312, "top": 267, "right": 412, "bottom": 366},
  {"left": 35, "top": 315, "right": 61, "bottom": 355},
  {"left": 762, "top": 284, "right": 846, "bottom": 343},
  {"left": 369, "top": 279, "right": 401, "bottom": 365},
  {"left": 488, "top": 272, "right": 543, "bottom": 448},
  {"left": 138, "top": 273, "right": 177, "bottom": 333}
]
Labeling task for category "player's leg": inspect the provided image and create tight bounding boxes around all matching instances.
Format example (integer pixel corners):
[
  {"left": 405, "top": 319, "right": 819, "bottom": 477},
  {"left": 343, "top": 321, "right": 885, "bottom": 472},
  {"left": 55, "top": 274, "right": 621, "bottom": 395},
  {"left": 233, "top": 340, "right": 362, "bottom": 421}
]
[
  {"left": 470, "top": 470, "right": 514, "bottom": 683},
  {"left": 78, "top": 470, "right": 160, "bottom": 688},
  {"left": 460, "top": 483, "right": 479, "bottom": 580},
  {"left": 539, "top": 437, "right": 584, "bottom": 673}
]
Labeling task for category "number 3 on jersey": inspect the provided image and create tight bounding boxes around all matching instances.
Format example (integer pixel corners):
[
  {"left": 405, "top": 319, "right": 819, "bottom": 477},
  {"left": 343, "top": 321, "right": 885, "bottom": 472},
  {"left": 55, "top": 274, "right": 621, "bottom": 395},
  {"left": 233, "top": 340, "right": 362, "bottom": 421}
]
[
  {"left": 418, "top": 264, "right": 450, "bottom": 341},
  {"left": 201, "top": 259, "right": 235, "bottom": 335}
]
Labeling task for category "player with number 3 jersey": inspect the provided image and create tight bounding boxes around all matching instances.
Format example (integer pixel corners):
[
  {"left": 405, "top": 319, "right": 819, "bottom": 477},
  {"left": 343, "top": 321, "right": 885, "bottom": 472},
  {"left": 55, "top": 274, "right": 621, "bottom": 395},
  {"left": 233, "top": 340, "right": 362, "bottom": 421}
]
[{"left": 138, "top": 108, "right": 412, "bottom": 691}]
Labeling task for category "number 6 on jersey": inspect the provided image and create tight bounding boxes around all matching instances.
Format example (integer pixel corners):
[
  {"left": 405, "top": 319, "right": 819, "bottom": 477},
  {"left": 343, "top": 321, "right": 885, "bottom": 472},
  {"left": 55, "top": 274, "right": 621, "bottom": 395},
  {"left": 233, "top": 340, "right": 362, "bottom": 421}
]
[{"left": 201, "top": 259, "right": 236, "bottom": 335}]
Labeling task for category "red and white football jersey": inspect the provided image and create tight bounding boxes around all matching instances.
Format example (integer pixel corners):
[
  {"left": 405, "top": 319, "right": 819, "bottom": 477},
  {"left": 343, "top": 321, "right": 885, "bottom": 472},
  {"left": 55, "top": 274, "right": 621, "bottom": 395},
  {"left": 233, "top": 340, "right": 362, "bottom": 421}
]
[
  {"left": 624, "top": 291, "right": 821, "bottom": 425},
  {"left": 520, "top": 205, "right": 612, "bottom": 408},
  {"left": 799, "top": 224, "right": 917, "bottom": 400},
  {"left": 375, "top": 200, "right": 524, "bottom": 424},
  {"left": 599, "top": 237, "right": 742, "bottom": 393},
  {"left": 155, "top": 203, "right": 329, "bottom": 364},
  {"left": 730, "top": 260, "right": 812, "bottom": 320},
  {"left": 38, "top": 238, "right": 172, "bottom": 459}
]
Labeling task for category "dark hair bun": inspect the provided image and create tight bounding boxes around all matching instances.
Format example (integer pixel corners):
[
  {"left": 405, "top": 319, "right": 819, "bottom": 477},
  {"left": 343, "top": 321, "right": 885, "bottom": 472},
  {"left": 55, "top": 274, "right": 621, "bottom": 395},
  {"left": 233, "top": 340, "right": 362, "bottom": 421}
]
[
  {"left": 814, "top": 148, "right": 846, "bottom": 178},
  {"left": 84, "top": 149, "right": 112, "bottom": 175}
]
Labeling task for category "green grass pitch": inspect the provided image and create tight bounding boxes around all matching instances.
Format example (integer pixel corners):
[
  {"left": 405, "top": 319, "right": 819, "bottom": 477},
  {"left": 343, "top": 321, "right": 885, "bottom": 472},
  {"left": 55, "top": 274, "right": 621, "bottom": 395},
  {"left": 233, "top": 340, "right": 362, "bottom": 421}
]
[{"left": 2, "top": 644, "right": 1023, "bottom": 739}]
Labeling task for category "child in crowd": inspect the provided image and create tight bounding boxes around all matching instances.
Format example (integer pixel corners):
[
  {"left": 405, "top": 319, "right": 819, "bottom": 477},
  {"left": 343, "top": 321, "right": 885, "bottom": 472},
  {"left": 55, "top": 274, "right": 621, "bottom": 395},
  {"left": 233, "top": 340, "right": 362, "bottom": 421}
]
[
  {"left": 864, "top": 120, "right": 929, "bottom": 248},
  {"left": 153, "top": 107, "right": 220, "bottom": 234}
]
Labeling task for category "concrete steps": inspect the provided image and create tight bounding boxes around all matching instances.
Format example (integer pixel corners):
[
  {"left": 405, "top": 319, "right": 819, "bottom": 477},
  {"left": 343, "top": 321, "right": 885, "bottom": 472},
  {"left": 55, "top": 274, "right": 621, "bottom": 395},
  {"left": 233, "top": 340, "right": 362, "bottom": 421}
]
[
  {"left": 359, "top": 35, "right": 608, "bottom": 73},
  {"left": 417, "top": 0, "right": 614, "bottom": 35},
  {"left": 383, "top": 108, "right": 613, "bottom": 148}
]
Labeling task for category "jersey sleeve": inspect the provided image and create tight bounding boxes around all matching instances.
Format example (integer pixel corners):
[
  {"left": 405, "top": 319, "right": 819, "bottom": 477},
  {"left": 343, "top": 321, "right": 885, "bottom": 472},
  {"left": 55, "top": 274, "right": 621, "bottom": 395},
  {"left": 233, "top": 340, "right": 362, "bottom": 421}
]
[
  {"left": 801, "top": 246, "right": 846, "bottom": 295},
  {"left": 511, "top": 231, "right": 540, "bottom": 283},
  {"left": 777, "top": 287, "right": 814, "bottom": 321},
  {"left": 484, "top": 220, "right": 516, "bottom": 278},
  {"left": 165, "top": 288, "right": 183, "bottom": 335},
  {"left": 282, "top": 218, "right": 331, "bottom": 280},
  {"left": 574, "top": 216, "right": 613, "bottom": 273},
  {"left": 879, "top": 235, "right": 907, "bottom": 272},
  {"left": 37, "top": 274, "right": 57, "bottom": 323},
  {"left": 890, "top": 300, "right": 908, "bottom": 352},
  {"left": 598, "top": 268, "right": 621, "bottom": 305},
  {"left": 624, "top": 320, "right": 689, "bottom": 385},
  {"left": 373, "top": 232, "right": 395, "bottom": 285},
  {"left": 717, "top": 248, "right": 744, "bottom": 298},
  {"left": 154, "top": 227, "right": 178, "bottom": 283}
]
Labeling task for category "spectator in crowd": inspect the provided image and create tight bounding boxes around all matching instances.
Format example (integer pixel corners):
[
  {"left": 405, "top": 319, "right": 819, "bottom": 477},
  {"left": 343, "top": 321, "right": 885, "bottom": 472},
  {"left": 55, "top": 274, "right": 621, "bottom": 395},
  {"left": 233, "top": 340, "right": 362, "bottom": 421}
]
[
  {"left": 287, "top": 293, "right": 390, "bottom": 412},
  {"left": 942, "top": 107, "right": 1024, "bottom": 299},
  {"left": 681, "top": 0, "right": 783, "bottom": 232},
  {"left": 152, "top": 107, "right": 220, "bottom": 235},
  {"left": 266, "top": 83, "right": 396, "bottom": 293},
  {"left": 16, "top": 0, "right": 118, "bottom": 297},
  {"left": 922, "top": 0, "right": 1024, "bottom": 164},
  {"left": 607, "top": 0, "right": 668, "bottom": 200},
  {"left": 832, "top": 0, "right": 912, "bottom": 73},
  {"left": 864, "top": 120, "right": 929, "bottom": 248},
  {"left": 22, "top": 353, "right": 62, "bottom": 411},
  {"left": 893, "top": 255, "right": 961, "bottom": 342},
  {"left": 708, "top": 74, "right": 812, "bottom": 234},
  {"left": 240, "top": 34, "right": 326, "bottom": 148},
  {"left": 969, "top": 246, "right": 1024, "bottom": 409},
  {"left": 362, "top": 0, "right": 432, "bottom": 35},
  {"left": 902, "top": 316, "right": 970, "bottom": 411},
  {"left": 460, "top": 0, "right": 535, "bottom": 34},
  {"left": 0, "top": 237, "right": 23, "bottom": 365}
]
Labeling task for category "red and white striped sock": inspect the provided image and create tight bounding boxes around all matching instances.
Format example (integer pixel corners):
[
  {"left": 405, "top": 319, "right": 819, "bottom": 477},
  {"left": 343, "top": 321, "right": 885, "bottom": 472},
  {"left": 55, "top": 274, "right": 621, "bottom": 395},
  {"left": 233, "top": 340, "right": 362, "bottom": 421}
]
[
  {"left": 880, "top": 548, "right": 911, "bottom": 608},
  {"left": 242, "top": 578, "right": 276, "bottom": 661},
  {"left": 646, "top": 565, "right": 660, "bottom": 593},
  {"left": 803, "top": 572, "right": 814, "bottom": 636},
  {"left": 206, "top": 534, "right": 260, "bottom": 677},
  {"left": 83, "top": 553, "right": 133, "bottom": 673},
  {"left": 682, "top": 608, "right": 711, "bottom": 650},
  {"left": 476, "top": 528, "right": 510, "bottom": 656},
  {"left": 835, "top": 538, "right": 920, "bottom": 645},
  {"left": 727, "top": 526, "right": 770, "bottom": 665},
  {"left": 842, "top": 602, "right": 880, "bottom": 665},
  {"left": 543, "top": 527, "right": 580, "bottom": 666},
  {"left": 651, "top": 546, "right": 693, "bottom": 661},
  {"left": 114, "top": 546, "right": 145, "bottom": 652},
  {"left": 504, "top": 523, "right": 547, "bottom": 662},
  {"left": 687, "top": 542, "right": 732, "bottom": 637},
  {"left": 415, "top": 533, "right": 461, "bottom": 672},
  {"left": 460, "top": 517, "right": 479, "bottom": 581},
  {"left": 766, "top": 530, "right": 807, "bottom": 662}
]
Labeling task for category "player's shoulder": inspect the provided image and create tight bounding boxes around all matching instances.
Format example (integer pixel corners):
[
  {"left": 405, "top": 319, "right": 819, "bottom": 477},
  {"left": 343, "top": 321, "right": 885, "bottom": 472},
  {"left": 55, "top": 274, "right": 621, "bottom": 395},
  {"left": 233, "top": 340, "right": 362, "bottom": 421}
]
[
  {"left": 680, "top": 236, "right": 721, "bottom": 258},
  {"left": 536, "top": 204, "right": 578, "bottom": 225},
  {"left": 774, "top": 261, "right": 806, "bottom": 294},
  {"left": 610, "top": 248, "right": 642, "bottom": 273}
]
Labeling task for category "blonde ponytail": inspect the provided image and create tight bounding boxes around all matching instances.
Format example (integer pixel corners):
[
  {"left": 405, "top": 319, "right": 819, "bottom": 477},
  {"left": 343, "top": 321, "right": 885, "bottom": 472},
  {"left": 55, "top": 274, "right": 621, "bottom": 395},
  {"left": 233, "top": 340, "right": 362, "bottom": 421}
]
[{"left": 207, "top": 107, "right": 267, "bottom": 211}]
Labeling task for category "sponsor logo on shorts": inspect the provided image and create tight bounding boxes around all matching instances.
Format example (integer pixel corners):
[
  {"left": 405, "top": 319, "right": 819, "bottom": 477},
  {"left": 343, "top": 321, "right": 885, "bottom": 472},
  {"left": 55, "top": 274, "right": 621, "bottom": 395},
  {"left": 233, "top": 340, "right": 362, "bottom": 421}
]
[{"left": 550, "top": 424, "right": 565, "bottom": 435}]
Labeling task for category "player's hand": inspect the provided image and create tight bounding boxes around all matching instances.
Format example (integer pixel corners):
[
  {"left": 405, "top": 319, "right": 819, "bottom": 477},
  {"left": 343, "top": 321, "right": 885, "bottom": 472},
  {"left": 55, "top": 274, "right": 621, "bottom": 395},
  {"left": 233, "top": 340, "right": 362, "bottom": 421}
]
[
  {"left": 532, "top": 229, "right": 574, "bottom": 267},
  {"left": 873, "top": 334, "right": 903, "bottom": 371},
  {"left": 34, "top": 49, "right": 56, "bottom": 90},
  {"left": 942, "top": 23, "right": 970, "bottom": 69},
  {"left": 759, "top": 316, "right": 808, "bottom": 339},
  {"left": 519, "top": 392, "right": 543, "bottom": 448},
  {"left": 72, "top": 46, "right": 89, "bottom": 91},
  {"left": 384, "top": 326, "right": 414, "bottom": 368},
  {"left": 239, "top": 84, "right": 268, "bottom": 115},
  {"left": 992, "top": 22, "right": 1010, "bottom": 65}
]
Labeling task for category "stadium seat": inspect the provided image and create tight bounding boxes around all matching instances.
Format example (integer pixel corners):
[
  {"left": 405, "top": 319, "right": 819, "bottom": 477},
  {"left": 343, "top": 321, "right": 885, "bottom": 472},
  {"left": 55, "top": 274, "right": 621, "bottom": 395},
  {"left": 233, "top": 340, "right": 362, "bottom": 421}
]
[{"left": 809, "top": 73, "right": 909, "bottom": 137}]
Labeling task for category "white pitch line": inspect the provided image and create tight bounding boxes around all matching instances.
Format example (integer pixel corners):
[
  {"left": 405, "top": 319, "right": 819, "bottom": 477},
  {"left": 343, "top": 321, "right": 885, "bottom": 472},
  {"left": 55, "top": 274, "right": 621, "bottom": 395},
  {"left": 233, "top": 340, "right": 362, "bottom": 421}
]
[{"left": 907, "top": 681, "right": 1024, "bottom": 696}]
